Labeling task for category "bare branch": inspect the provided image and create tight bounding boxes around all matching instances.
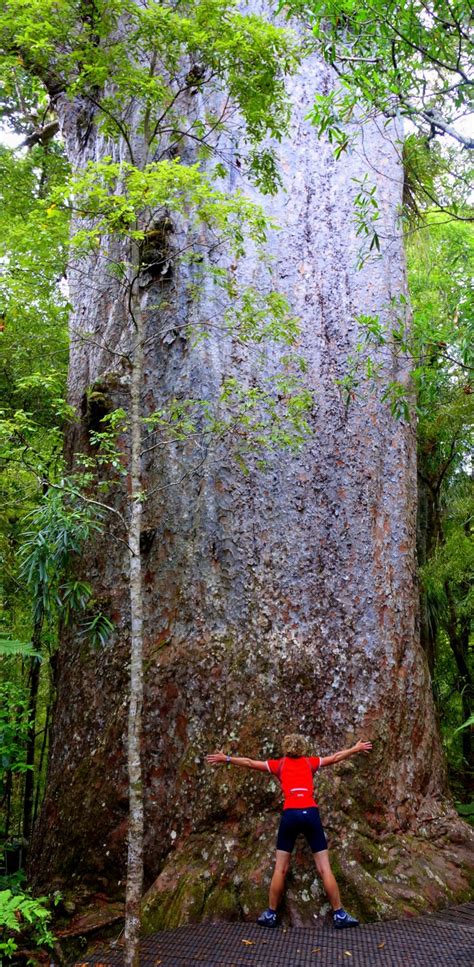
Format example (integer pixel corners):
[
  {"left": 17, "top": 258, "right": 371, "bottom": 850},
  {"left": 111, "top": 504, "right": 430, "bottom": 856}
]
[{"left": 421, "top": 109, "right": 474, "bottom": 149}]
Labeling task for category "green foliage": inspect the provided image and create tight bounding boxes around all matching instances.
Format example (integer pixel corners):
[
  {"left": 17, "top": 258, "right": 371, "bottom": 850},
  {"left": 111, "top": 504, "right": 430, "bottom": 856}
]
[
  {"left": 20, "top": 492, "right": 101, "bottom": 618},
  {"left": 421, "top": 486, "right": 473, "bottom": 623},
  {"left": 79, "top": 610, "right": 115, "bottom": 649},
  {"left": 432, "top": 618, "right": 472, "bottom": 774},
  {"left": 0, "top": 141, "right": 70, "bottom": 835},
  {"left": 352, "top": 175, "right": 381, "bottom": 267},
  {"left": 409, "top": 218, "right": 473, "bottom": 786},
  {"left": 67, "top": 156, "right": 271, "bottom": 253},
  {"left": 0, "top": 682, "right": 31, "bottom": 786},
  {"left": 1, "top": 0, "right": 298, "bottom": 191},
  {"left": 409, "top": 215, "right": 473, "bottom": 413},
  {"left": 56, "top": 140, "right": 313, "bottom": 482},
  {"left": 0, "top": 51, "right": 53, "bottom": 140},
  {"left": 0, "top": 0, "right": 312, "bottom": 486},
  {"left": 454, "top": 715, "right": 474, "bottom": 736},
  {"left": 283, "top": 0, "right": 473, "bottom": 224},
  {"left": 19, "top": 489, "right": 114, "bottom": 646},
  {"left": 218, "top": 372, "right": 312, "bottom": 465},
  {"left": 285, "top": 0, "right": 473, "bottom": 154},
  {"left": 402, "top": 135, "right": 448, "bottom": 222},
  {"left": 0, "top": 142, "right": 69, "bottom": 480},
  {"left": 0, "top": 865, "right": 27, "bottom": 894},
  {"left": 0, "top": 887, "right": 56, "bottom": 958},
  {"left": 223, "top": 290, "right": 300, "bottom": 346},
  {"left": 337, "top": 216, "right": 473, "bottom": 422},
  {"left": 455, "top": 801, "right": 474, "bottom": 826},
  {"left": 0, "top": 639, "right": 39, "bottom": 658}
]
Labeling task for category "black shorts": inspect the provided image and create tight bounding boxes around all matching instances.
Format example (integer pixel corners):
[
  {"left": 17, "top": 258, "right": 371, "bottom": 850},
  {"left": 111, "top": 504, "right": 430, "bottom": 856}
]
[{"left": 276, "top": 807, "right": 328, "bottom": 854}]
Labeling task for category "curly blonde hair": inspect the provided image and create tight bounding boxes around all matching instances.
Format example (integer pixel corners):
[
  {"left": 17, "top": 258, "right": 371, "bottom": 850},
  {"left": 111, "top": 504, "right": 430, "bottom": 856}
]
[{"left": 282, "top": 733, "right": 308, "bottom": 758}]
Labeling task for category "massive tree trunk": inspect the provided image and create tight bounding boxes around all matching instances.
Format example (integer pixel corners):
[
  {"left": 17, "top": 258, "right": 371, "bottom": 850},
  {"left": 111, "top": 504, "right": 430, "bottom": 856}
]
[{"left": 29, "top": 42, "right": 472, "bottom": 924}]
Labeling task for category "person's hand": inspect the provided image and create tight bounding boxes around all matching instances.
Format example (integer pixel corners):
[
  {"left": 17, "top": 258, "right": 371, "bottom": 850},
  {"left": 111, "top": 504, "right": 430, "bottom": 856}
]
[
  {"left": 354, "top": 740, "right": 372, "bottom": 755},
  {"left": 206, "top": 751, "right": 226, "bottom": 766}
]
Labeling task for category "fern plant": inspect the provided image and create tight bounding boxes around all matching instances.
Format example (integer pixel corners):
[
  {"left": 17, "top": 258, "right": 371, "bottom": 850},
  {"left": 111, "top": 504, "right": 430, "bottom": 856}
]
[
  {"left": 0, "top": 888, "right": 56, "bottom": 958},
  {"left": 0, "top": 638, "right": 40, "bottom": 658}
]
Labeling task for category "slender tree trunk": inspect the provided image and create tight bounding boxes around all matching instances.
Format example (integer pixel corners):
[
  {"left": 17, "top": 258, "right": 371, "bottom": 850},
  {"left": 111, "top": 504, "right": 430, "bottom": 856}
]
[
  {"left": 33, "top": 699, "right": 51, "bottom": 827},
  {"left": 445, "top": 584, "right": 473, "bottom": 784},
  {"left": 124, "top": 283, "right": 145, "bottom": 967},
  {"left": 416, "top": 474, "right": 436, "bottom": 675},
  {"left": 3, "top": 771, "right": 12, "bottom": 838},
  {"left": 22, "top": 611, "right": 43, "bottom": 847}
]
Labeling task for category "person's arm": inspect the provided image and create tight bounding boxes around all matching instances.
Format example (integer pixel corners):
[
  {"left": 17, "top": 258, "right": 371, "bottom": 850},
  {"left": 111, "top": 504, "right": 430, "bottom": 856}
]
[
  {"left": 320, "top": 739, "right": 372, "bottom": 767},
  {"left": 206, "top": 750, "right": 269, "bottom": 773}
]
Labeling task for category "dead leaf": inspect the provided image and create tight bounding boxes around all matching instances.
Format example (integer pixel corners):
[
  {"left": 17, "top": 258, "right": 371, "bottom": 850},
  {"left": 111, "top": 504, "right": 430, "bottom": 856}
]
[
  {"left": 377, "top": 942, "right": 385, "bottom": 949},
  {"left": 242, "top": 939, "right": 255, "bottom": 946},
  {"left": 344, "top": 953, "right": 352, "bottom": 958},
  {"left": 312, "top": 948, "right": 321, "bottom": 953}
]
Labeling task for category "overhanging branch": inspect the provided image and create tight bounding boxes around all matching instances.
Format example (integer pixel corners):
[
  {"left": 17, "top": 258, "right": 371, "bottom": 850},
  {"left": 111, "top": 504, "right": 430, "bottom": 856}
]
[{"left": 422, "top": 109, "right": 474, "bottom": 149}]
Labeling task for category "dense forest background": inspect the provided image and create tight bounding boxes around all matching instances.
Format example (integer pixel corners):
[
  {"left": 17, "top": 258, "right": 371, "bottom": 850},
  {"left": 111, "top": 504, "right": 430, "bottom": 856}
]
[{"left": 0, "top": 0, "right": 472, "bottom": 961}]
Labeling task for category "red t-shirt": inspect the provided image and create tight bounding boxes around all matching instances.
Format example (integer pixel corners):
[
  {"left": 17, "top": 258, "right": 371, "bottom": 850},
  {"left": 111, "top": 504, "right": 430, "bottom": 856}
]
[{"left": 266, "top": 756, "right": 321, "bottom": 809}]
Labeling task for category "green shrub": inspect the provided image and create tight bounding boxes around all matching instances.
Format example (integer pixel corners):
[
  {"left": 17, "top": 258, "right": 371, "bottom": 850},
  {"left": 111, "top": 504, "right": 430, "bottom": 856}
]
[{"left": 0, "top": 887, "right": 56, "bottom": 959}]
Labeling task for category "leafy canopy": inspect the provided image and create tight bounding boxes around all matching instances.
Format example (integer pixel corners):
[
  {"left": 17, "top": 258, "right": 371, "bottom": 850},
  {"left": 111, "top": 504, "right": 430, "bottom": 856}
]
[
  {"left": 1, "top": 0, "right": 298, "bottom": 191},
  {"left": 285, "top": 0, "right": 473, "bottom": 151}
]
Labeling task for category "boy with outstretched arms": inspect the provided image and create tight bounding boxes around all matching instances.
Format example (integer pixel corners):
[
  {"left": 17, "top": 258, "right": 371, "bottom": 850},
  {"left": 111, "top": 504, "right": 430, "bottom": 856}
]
[{"left": 206, "top": 733, "right": 372, "bottom": 928}]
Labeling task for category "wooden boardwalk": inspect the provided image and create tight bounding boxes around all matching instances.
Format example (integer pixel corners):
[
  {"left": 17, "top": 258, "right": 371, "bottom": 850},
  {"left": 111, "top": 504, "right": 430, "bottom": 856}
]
[{"left": 75, "top": 901, "right": 474, "bottom": 966}]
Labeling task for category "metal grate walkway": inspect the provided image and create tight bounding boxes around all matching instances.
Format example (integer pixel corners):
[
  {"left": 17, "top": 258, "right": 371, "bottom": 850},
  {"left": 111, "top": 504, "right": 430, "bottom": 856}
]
[{"left": 74, "top": 901, "right": 474, "bottom": 966}]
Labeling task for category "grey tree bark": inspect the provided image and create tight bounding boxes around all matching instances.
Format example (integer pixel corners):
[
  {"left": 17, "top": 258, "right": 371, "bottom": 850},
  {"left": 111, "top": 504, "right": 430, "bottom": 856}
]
[
  {"left": 124, "top": 280, "right": 146, "bottom": 967},
  {"left": 30, "top": 39, "right": 473, "bottom": 926}
]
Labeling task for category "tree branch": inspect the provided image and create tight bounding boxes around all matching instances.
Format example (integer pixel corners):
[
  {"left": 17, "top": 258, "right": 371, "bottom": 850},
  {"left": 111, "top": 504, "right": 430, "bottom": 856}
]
[
  {"left": 22, "top": 119, "right": 60, "bottom": 149},
  {"left": 421, "top": 109, "right": 474, "bottom": 149}
]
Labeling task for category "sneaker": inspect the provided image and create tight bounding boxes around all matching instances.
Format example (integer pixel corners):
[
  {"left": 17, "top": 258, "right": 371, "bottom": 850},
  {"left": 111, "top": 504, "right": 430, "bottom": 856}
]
[
  {"left": 257, "top": 908, "right": 278, "bottom": 928},
  {"left": 333, "top": 909, "right": 359, "bottom": 929}
]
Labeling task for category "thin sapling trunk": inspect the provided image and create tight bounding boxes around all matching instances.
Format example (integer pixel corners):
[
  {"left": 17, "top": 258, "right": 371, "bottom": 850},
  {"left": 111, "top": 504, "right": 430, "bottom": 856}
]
[{"left": 124, "top": 277, "right": 146, "bottom": 967}]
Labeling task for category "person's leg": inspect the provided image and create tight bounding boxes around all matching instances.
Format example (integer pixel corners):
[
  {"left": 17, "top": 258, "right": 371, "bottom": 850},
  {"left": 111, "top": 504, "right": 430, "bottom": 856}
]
[
  {"left": 269, "top": 849, "right": 291, "bottom": 911},
  {"left": 313, "top": 849, "right": 359, "bottom": 928},
  {"left": 303, "top": 808, "right": 340, "bottom": 909},
  {"left": 258, "top": 810, "right": 296, "bottom": 926},
  {"left": 313, "top": 849, "right": 341, "bottom": 910}
]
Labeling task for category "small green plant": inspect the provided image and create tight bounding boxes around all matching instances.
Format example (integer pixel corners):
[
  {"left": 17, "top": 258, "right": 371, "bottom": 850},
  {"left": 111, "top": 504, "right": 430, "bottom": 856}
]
[
  {"left": 453, "top": 715, "right": 474, "bottom": 735},
  {"left": 0, "top": 865, "right": 26, "bottom": 894},
  {"left": 455, "top": 802, "right": 474, "bottom": 826},
  {"left": 0, "top": 681, "right": 31, "bottom": 796},
  {"left": 0, "top": 887, "right": 56, "bottom": 959}
]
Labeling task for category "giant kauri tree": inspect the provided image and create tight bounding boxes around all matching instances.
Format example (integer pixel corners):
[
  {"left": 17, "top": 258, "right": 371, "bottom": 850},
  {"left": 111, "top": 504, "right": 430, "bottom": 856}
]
[{"left": 3, "top": 0, "right": 472, "bottom": 929}]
